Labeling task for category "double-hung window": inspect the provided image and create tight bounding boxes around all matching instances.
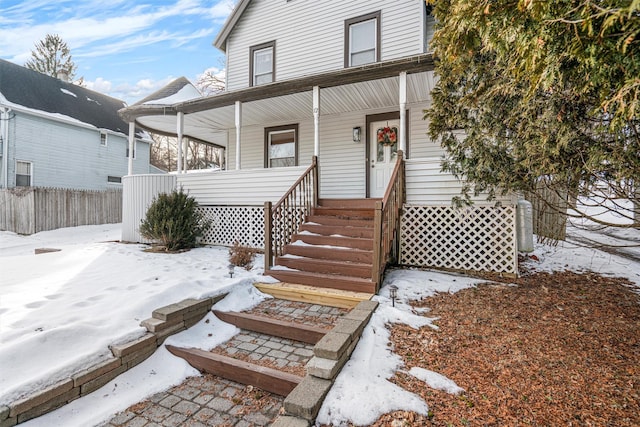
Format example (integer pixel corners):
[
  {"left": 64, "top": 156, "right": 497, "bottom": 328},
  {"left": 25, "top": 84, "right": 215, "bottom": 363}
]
[
  {"left": 265, "top": 124, "right": 298, "bottom": 168},
  {"left": 16, "top": 160, "right": 32, "bottom": 187},
  {"left": 250, "top": 41, "right": 275, "bottom": 86},
  {"left": 345, "top": 11, "right": 381, "bottom": 67}
]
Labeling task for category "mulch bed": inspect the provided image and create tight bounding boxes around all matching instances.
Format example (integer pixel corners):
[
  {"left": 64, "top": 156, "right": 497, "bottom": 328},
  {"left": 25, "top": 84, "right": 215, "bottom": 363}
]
[{"left": 373, "top": 271, "right": 640, "bottom": 426}]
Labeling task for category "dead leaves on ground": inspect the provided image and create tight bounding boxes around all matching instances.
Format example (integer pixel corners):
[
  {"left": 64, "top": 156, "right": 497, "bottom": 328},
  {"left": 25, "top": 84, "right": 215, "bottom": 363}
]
[{"left": 375, "top": 271, "right": 640, "bottom": 426}]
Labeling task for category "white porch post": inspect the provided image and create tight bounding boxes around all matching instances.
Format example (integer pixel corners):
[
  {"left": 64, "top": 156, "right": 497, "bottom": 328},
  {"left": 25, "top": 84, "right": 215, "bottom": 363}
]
[
  {"left": 399, "top": 71, "right": 407, "bottom": 155},
  {"left": 127, "top": 121, "right": 135, "bottom": 175},
  {"left": 177, "top": 112, "right": 184, "bottom": 173},
  {"left": 313, "top": 86, "right": 320, "bottom": 157},
  {"left": 235, "top": 101, "right": 242, "bottom": 170}
]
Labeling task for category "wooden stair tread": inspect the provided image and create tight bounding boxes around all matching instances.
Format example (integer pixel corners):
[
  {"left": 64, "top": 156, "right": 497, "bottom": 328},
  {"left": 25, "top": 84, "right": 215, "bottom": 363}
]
[
  {"left": 299, "top": 223, "right": 373, "bottom": 238},
  {"left": 166, "top": 345, "right": 302, "bottom": 396},
  {"left": 284, "top": 245, "right": 373, "bottom": 263},
  {"left": 255, "top": 282, "right": 373, "bottom": 308},
  {"left": 317, "top": 198, "right": 380, "bottom": 209},
  {"left": 305, "top": 215, "right": 373, "bottom": 227},
  {"left": 213, "top": 310, "right": 326, "bottom": 344},
  {"left": 292, "top": 234, "right": 373, "bottom": 250},
  {"left": 276, "top": 256, "right": 372, "bottom": 278},
  {"left": 265, "top": 269, "right": 376, "bottom": 294}
]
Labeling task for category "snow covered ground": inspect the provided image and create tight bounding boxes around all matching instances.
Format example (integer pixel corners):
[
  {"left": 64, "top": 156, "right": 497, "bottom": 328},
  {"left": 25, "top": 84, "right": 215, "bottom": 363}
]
[{"left": 1, "top": 222, "right": 638, "bottom": 426}]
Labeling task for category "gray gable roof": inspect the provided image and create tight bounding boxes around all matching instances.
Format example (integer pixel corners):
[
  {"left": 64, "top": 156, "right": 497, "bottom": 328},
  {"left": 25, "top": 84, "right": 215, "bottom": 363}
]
[
  {"left": 0, "top": 59, "right": 130, "bottom": 135},
  {"left": 132, "top": 77, "right": 200, "bottom": 106}
]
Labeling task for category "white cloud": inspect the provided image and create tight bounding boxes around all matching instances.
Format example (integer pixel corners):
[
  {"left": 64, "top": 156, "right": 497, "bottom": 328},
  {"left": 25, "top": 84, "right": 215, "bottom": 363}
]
[
  {"left": 83, "top": 77, "right": 112, "bottom": 94},
  {"left": 0, "top": 0, "right": 234, "bottom": 62}
]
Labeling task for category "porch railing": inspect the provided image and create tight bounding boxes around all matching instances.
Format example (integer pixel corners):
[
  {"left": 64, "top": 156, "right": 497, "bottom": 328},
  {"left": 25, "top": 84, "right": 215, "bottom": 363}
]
[
  {"left": 372, "top": 151, "right": 405, "bottom": 291},
  {"left": 264, "top": 156, "right": 319, "bottom": 270}
]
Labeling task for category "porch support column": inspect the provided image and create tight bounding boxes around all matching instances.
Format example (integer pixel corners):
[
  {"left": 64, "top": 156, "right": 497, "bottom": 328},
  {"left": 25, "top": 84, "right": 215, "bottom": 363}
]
[
  {"left": 177, "top": 112, "right": 184, "bottom": 173},
  {"left": 313, "top": 86, "right": 320, "bottom": 157},
  {"left": 235, "top": 101, "right": 242, "bottom": 170},
  {"left": 127, "top": 121, "right": 135, "bottom": 175},
  {"left": 399, "top": 71, "right": 407, "bottom": 155}
]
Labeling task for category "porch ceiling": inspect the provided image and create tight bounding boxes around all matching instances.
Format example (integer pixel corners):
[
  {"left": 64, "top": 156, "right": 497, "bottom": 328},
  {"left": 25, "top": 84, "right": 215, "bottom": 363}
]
[{"left": 134, "top": 69, "right": 436, "bottom": 148}]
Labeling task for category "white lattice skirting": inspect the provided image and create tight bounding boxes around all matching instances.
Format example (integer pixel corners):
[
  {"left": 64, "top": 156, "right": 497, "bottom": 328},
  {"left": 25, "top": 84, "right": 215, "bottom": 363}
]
[
  {"left": 198, "top": 206, "right": 264, "bottom": 249},
  {"left": 401, "top": 205, "right": 518, "bottom": 275}
]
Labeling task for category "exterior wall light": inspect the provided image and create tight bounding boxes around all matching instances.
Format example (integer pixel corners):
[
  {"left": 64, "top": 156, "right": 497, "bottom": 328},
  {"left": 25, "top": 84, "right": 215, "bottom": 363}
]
[{"left": 352, "top": 126, "right": 361, "bottom": 142}]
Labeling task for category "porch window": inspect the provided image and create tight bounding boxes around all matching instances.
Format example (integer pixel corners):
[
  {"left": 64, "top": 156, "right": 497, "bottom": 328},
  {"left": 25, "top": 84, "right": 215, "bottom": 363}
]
[
  {"left": 250, "top": 41, "right": 275, "bottom": 86},
  {"left": 345, "top": 11, "right": 381, "bottom": 68},
  {"left": 16, "top": 160, "right": 32, "bottom": 187},
  {"left": 265, "top": 124, "right": 298, "bottom": 168}
]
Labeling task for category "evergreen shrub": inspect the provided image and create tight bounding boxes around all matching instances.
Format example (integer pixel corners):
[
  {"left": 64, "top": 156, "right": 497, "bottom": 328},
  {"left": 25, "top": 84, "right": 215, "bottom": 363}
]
[{"left": 139, "top": 189, "right": 210, "bottom": 251}]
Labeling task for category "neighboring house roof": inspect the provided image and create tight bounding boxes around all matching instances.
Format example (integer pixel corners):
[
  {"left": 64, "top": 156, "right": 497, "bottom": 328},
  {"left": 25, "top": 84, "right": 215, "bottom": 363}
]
[
  {"left": 0, "top": 58, "right": 130, "bottom": 135},
  {"left": 213, "top": 0, "right": 251, "bottom": 51},
  {"left": 133, "top": 77, "right": 202, "bottom": 106}
]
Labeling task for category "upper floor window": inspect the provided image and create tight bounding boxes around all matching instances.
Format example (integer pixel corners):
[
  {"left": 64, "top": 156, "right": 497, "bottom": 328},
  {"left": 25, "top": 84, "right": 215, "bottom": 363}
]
[
  {"left": 100, "top": 131, "right": 107, "bottom": 146},
  {"left": 16, "top": 160, "right": 32, "bottom": 187},
  {"left": 345, "top": 11, "right": 381, "bottom": 68},
  {"left": 265, "top": 124, "right": 298, "bottom": 168},
  {"left": 250, "top": 41, "right": 275, "bottom": 86}
]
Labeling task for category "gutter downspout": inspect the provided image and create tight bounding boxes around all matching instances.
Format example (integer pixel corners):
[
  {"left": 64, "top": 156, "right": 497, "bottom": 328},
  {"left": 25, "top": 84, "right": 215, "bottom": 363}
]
[{"left": 0, "top": 106, "right": 10, "bottom": 188}]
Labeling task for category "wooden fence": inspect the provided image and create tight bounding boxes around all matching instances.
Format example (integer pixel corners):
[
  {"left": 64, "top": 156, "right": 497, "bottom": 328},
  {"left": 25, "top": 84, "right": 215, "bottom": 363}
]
[
  {"left": 0, "top": 187, "right": 122, "bottom": 235},
  {"left": 527, "top": 180, "right": 569, "bottom": 244}
]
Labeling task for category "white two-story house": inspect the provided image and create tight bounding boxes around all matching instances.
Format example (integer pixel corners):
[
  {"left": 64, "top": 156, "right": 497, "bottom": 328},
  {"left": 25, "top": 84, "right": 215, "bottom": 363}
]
[{"left": 120, "top": 0, "right": 518, "bottom": 293}]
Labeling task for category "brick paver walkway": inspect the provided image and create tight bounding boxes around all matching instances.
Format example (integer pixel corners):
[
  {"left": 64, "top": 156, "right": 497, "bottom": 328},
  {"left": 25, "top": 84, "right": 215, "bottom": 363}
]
[{"left": 101, "top": 298, "right": 347, "bottom": 427}]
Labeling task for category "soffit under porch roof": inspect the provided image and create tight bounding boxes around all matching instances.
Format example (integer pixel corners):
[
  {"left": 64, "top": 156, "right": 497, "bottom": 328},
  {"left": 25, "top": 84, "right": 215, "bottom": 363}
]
[{"left": 128, "top": 57, "right": 436, "bottom": 147}]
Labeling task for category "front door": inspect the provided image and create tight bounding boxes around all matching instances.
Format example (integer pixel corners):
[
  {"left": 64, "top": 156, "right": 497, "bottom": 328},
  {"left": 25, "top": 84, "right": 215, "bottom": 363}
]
[{"left": 369, "top": 118, "right": 399, "bottom": 198}]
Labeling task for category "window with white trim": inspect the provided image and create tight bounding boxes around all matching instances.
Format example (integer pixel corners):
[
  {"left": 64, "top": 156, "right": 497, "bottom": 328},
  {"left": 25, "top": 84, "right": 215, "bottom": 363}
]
[
  {"left": 16, "top": 160, "right": 32, "bottom": 187},
  {"left": 345, "top": 11, "right": 381, "bottom": 67},
  {"left": 100, "top": 131, "right": 107, "bottom": 146},
  {"left": 265, "top": 124, "right": 298, "bottom": 168},
  {"left": 250, "top": 41, "right": 275, "bottom": 86}
]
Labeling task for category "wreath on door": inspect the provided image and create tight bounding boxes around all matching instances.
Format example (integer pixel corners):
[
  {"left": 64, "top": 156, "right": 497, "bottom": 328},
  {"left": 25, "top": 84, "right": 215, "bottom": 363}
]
[{"left": 377, "top": 126, "right": 397, "bottom": 146}]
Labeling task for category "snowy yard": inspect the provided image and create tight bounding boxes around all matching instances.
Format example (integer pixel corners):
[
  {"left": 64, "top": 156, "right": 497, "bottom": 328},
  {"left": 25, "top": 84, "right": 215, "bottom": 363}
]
[{"left": 1, "top": 222, "right": 639, "bottom": 426}]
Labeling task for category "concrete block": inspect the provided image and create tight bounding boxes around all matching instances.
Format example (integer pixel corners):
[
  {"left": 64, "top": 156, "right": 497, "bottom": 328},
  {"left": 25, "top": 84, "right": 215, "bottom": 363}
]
[
  {"left": 183, "top": 309, "right": 207, "bottom": 328},
  {"left": 9, "top": 379, "right": 73, "bottom": 417},
  {"left": 0, "top": 406, "right": 8, "bottom": 421},
  {"left": 313, "top": 332, "right": 351, "bottom": 360},
  {"left": 331, "top": 318, "right": 364, "bottom": 341},
  {"left": 343, "top": 308, "right": 372, "bottom": 323},
  {"left": 0, "top": 416, "right": 16, "bottom": 427},
  {"left": 140, "top": 317, "right": 182, "bottom": 333},
  {"left": 72, "top": 358, "right": 122, "bottom": 387},
  {"left": 80, "top": 364, "right": 128, "bottom": 396},
  {"left": 284, "top": 376, "right": 332, "bottom": 420},
  {"left": 109, "top": 333, "right": 156, "bottom": 357},
  {"left": 354, "top": 299, "right": 378, "bottom": 312},
  {"left": 17, "top": 387, "right": 79, "bottom": 423},
  {"left": 177, "top": 298, "right": 212, "bottom": 314},
  {"left": 152, "top": 303, "right": 186, "bottom": 321},
  {"left": 122, "top": 346, "right": 156, "bottom": 369},
  {"left": 154, "top": 322, "right": 186, "bottom": 345},
  {"left": 270, "top": 415, "right": 310, "bottom": 427},
  {"left": 307, "top": 337, "right": 358, "bottom": 380}
]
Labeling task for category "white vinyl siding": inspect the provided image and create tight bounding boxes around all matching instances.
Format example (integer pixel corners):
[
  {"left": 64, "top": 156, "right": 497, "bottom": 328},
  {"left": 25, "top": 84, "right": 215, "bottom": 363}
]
[
  {"left": 405, "top": 159, "right": 517, "bottom": 206},
  {"left": 225, "top": 0, "right": 423, "bottom": 91},
  {"left": 9, "top": 112, "right": 150, "bottom": 190},
  {"left": 176, "top": 166, "right": 307, "bottom": 205}
]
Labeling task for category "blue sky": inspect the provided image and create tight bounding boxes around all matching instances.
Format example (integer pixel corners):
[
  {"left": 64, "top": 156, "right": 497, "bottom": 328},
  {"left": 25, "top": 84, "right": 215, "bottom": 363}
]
[{"left": 0, "top": 0, "right": 235, "bottom": 104}]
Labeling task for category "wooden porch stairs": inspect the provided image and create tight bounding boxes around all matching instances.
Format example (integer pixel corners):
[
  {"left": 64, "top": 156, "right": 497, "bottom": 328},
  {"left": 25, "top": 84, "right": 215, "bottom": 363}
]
[{"left": 264, "top": 198, "right": 379, "bottom": 294}]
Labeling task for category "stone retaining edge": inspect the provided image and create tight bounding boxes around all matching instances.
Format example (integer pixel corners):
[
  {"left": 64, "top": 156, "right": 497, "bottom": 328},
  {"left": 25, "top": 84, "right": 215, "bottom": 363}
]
[
  {"left": 274, "top": 299, "right": 379, "bottom": 425},
  {"left": 1, "top": 294, "right": 227, "bottom": 427}
]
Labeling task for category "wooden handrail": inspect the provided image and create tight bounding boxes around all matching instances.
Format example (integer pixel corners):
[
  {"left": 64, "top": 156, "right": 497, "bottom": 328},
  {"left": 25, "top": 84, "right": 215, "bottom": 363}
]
[
  {"left": 264, "top": 157, "right": 318, "bottom": 271},
  {"left": 372, "top": 151, "right": 405, "bottom": 291}
]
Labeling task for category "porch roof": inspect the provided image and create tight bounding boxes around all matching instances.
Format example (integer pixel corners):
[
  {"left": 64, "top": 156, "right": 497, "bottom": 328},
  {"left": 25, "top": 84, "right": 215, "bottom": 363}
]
[{"left": 119, "top": 54, "right": 436, "bottom": 147}]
